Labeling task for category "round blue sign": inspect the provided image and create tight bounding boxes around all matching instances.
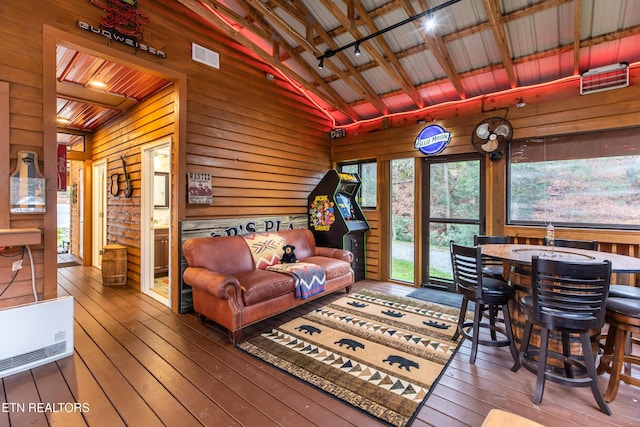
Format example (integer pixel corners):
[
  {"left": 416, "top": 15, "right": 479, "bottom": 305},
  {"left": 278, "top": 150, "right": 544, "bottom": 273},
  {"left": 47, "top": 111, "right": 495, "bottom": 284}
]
[{"left": 414, "top": 124, "right": 451, "bottom": 155}]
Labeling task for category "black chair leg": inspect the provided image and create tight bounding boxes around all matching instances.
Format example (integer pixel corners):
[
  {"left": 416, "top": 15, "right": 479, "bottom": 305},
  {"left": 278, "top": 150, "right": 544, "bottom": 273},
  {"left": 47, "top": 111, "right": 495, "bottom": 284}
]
[
  {"left": 501, "top": 304, "right": 520, "bottom": 371},
  {"left": 518, "top": 319, "right": 533, "bottom": 370},
  {"left": 561, "top": 332, "right": 574, "bottom": 378},
  {"left": 469, "top": 300, "right": 483, "bottom": 364},
  {"left": 580, "top": 332, "right": 611, "bottom": 415},
  {"left": 533, "top": 327, "right": 549, "bottom": 405},
  {"left": 453, "top": 297, "right": 469, "bottom": 342},
  {"left": 489, "top": 305, "right": 497, "bottom": 341}
]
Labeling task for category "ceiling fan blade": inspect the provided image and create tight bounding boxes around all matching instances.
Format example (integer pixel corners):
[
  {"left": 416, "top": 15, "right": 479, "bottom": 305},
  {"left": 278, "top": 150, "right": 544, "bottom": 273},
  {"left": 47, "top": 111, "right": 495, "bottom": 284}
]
[
  {"left": 481, "top": 139, "right": 499, "bottom": 152},
  {"left": 476, "top": 123, "right": 490, "bottom": 139},
  {"left": 494, "top": 123, "right": 511, "bottom": 137}
]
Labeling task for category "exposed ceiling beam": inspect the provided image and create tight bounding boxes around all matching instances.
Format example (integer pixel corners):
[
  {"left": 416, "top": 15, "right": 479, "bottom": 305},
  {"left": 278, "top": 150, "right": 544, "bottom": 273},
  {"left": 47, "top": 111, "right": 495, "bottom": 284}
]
[
  {"left": 351, "top": 0, "right": 425, "bottom": 108},
  {"left": 483, "top": 0, "right": 517, "bottom": 88},
  {"left": 313, "top": 0, "right": 390, "bottom": 114},
  {"left": 177, "top": 0, "right": 357, "bottom": 121},
  {"left": 400, "top": 0, "right": 465, "bottom": 101},
  {"left": 235, "top": 0, "right": 359, "bottom": 119},
  {"left": 574, "top": 0, "right": 582, "bottom": 75}
]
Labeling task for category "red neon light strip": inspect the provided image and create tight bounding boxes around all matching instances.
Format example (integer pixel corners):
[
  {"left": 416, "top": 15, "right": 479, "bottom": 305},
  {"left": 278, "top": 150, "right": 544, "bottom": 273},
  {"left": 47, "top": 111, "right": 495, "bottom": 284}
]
[{"left": 197, "top": 2, "right": 640, "bottom": 130}]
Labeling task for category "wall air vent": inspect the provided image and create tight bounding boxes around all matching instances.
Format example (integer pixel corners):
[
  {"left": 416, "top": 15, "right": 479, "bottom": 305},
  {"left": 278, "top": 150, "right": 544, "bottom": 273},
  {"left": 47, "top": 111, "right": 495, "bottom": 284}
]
[
  {"left": 580, "top": 63, "right": 629, "bottom": 95},
  {"left": 192, "top": 43, "right": 220, "bottom": 69}
]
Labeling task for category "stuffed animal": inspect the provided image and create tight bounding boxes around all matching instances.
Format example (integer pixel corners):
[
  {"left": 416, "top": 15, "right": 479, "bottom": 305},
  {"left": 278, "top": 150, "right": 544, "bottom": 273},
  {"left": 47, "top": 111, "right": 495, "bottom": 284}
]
[{"left": 280, "top": 244, "right": 298, "bottom": 264}]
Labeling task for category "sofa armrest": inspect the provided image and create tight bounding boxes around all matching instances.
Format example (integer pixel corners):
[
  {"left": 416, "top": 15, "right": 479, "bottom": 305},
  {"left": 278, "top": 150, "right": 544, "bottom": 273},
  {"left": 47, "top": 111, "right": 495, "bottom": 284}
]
[
  {"left": 315, "top": 246, "right": 354, "bottom": 263},
  {"left": 183, "top": 267, "right": 243, "bottom": 304}
]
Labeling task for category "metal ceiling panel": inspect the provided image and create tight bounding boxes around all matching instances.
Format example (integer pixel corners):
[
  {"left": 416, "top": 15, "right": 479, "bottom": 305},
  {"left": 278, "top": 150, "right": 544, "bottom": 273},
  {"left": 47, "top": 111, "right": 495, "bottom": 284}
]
[
  {"left": 55, "top": 46, "right": 172, "bottom": 131},
  {"left": 65, "top": 0, "right": 640, "bottom": 127}
]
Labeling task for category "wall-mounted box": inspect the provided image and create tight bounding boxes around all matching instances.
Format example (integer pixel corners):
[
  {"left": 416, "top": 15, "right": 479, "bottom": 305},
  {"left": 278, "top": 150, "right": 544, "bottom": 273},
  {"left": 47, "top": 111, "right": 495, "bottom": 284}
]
[{"left": 0, "top": 228, "right": 41, "bottom": 246}]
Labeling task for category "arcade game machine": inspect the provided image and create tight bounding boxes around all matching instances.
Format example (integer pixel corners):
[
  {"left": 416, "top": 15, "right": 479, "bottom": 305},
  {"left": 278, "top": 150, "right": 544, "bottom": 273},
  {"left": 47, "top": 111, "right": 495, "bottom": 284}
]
[{"left": 308, "top": 169, "right": 370, "bottom": 281}]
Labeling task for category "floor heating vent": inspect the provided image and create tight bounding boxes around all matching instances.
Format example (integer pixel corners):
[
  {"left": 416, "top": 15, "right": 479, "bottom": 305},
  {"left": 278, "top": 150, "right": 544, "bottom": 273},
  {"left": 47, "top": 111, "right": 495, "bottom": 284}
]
[{"left": 0, "top": 296, "right": 74, "bottom": 378}]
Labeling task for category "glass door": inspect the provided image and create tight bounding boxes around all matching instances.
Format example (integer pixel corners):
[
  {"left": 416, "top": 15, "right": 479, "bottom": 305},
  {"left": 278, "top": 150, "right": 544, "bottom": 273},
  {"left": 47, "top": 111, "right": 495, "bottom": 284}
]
[{"left": 422, "top": 155, "right": 485, "bottom": 291}]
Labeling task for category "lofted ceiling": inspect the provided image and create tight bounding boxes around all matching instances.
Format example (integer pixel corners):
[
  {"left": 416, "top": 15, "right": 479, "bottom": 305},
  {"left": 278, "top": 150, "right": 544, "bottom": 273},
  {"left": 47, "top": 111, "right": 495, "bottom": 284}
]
[
  {"left": 57, "top": 0, "right": 640, "bottom": 131},
  {"left": 178, "top": 0, "right": 640, "bottom": 126}
]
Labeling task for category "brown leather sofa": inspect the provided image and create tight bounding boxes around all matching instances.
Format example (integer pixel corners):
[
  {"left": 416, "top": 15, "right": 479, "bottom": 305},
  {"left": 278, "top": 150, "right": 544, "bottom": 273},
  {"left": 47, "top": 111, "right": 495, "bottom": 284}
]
[{"left": 182, "top": 228, "right": 354, "bottom": 343}]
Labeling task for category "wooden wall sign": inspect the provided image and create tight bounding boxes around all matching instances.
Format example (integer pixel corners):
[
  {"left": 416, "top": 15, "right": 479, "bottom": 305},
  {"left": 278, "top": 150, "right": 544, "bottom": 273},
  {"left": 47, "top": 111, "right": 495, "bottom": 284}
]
[{"left": 10, "top": 151, "right": 46, "bottom": 214}]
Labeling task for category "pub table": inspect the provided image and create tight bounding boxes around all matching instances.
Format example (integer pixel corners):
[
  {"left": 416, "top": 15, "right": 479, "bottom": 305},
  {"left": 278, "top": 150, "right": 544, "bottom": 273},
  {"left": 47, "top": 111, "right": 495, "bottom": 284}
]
[{"left": 479, "top": 244, "right": 640, "bottom": 360}]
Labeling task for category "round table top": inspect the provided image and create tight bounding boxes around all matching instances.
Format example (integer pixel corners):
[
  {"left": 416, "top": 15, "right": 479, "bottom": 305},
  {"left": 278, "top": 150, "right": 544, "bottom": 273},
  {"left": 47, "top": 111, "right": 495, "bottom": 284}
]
[{"left": 480, "top": 244, "right": 640, "bottom": 274}]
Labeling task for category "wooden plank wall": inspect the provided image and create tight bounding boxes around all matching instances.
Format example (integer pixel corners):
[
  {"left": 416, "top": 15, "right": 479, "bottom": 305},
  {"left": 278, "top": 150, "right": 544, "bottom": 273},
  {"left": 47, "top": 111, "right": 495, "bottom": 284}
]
[
  {"left": 333, "top": 68, "right": 640, "bottom": 285},
  {"left": 91, "top": 85, "right": 177, "bottom": 288},
  {"left": 0, "top": 0, "right": 333, "bottom": 309}
]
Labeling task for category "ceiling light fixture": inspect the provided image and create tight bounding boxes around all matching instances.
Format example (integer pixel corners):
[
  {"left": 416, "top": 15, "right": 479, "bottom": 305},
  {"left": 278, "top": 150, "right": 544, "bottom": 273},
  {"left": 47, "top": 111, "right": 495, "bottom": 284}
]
[
  {"left": 88, "top": 80, "right": 107, "bottom": 89},
  {"left": 354, "top": 43, "right": 361, "bottom": 56},
  {"left": 515, "top": 97, "right": 526, "bottom": 108},
  {"left": 316, "top": 0, "right": 461, "bottom": 69}
]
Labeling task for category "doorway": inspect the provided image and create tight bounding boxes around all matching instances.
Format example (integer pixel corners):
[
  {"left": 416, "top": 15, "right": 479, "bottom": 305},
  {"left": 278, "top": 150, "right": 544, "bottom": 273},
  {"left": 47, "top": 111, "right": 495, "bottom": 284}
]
[
  {"left": 141, "top": 139, "right": 172, "bottom": 306},
  {"left": 421, "top": 155, "right": 485, "bottom": 291},
  {"left": 92, "top": 160, "right": 107, "bottom": 268}
]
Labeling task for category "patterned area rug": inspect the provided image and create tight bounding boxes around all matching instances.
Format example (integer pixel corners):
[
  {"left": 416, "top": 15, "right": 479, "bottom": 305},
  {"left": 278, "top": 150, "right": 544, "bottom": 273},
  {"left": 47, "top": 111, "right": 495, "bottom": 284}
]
[{"left": 238, "top": 290, "right": 464, "bottom": 426}]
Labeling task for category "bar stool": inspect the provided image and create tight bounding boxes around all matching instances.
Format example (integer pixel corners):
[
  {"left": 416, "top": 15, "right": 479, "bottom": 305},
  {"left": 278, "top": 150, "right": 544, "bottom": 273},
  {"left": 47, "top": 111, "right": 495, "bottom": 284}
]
[
  {"left": 597, "top": 297, "right": 640, "bottom": 402},
  {"left": 474, "top": 235, "right": 510, "bottom": 280},
  {"left": 517, "top": 256, "right": 612, "bottom": 415},
  {"left": 608, "top": 284, "right": 640, "bottom": 299},
  {"left": 604, "top": 285, "right": 639, "bottom": 375},
  {"left": 450, "top": 242, "right": 520, "bottom": 369}
]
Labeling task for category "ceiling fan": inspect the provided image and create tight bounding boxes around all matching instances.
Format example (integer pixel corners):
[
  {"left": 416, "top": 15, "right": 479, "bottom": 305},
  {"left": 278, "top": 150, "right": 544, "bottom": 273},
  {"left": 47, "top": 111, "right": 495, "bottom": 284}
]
[{"left": 471, "top": 117, "right": 513, "bottom": 161}]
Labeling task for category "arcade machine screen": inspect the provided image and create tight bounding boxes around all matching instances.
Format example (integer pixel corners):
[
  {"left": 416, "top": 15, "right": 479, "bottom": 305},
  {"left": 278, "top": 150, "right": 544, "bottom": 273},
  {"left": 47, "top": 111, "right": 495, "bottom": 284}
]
[{"left": 335, "top": 193, "right": 356, "bottom": 221}]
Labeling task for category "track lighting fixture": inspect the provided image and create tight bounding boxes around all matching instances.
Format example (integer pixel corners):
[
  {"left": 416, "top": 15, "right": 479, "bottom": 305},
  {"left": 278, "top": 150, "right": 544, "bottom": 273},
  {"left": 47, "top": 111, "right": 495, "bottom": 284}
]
[
  {"left": 315, "top": 0, "right": 461, "bottom": 70},
  {"left": 516, "top": 97, "right": 526, "bottom": 108}
]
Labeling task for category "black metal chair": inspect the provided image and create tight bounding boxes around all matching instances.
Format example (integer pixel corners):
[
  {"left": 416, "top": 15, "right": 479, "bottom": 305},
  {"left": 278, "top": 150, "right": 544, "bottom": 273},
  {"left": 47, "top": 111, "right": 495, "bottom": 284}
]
[
  {"left": 542, "top": 237, "right": 598, "bottom": 251},
  {"left": 517, "top": 256, "right": 612, "bottom": 415},
  {"left": 450, "top": 242, "right": 520, "bottom": 369},
  {"left": 474, "top": 235, "right": 510, "bottom": 280}
]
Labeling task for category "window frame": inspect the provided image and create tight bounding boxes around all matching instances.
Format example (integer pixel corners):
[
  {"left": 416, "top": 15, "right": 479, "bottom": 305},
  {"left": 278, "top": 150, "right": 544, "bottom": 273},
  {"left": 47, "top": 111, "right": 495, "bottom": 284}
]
[
  {"left": 506, "top": 127, "right": 640, "bottom": 231},
  {"left": 338, "top": 160, "right": 377, "bottom": 209}
]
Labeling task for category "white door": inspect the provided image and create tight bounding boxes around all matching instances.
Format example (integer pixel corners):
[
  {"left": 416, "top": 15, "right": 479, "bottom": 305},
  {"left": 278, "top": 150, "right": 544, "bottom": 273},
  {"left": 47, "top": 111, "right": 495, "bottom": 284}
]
[
  {"left": 92, "top": 161, "right": 107, "bottom": 268},
  {"left": 78, "top": 167, "right": 85, "bottom": 260}
]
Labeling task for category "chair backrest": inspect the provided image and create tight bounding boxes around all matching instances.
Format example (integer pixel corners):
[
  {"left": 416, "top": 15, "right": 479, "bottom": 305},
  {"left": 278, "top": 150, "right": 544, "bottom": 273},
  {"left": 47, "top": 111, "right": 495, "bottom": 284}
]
[
  {"left": 450, "top": 241, "right": 483, "bottom": 300},
  {"left": 474, "top": 235, "right": 510, "bottom": 245},
  {"left": 474, "top": 235, "right": 510, "bottom": 270},
  {"left": 542, "top": 237, "right": 598, "bottom": 251},
  {"left": 530, "top": 256, "right": 611, "bottom": 330}
]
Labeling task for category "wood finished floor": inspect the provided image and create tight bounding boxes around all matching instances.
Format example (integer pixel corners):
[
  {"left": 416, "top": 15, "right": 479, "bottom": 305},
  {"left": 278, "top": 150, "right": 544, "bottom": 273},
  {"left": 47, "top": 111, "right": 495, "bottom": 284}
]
[{"left": 0, "top": 266, "right": 638, "bottom": 427}]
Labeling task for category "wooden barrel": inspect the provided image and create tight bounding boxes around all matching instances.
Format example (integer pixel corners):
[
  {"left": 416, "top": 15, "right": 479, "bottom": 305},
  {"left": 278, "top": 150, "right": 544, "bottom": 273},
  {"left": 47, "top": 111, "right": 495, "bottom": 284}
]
[
  {"left": 506, "top": 262, "right": 601, "bottom": 367},
  {"left": 102, "top": 244, "right": 128, "bottom": 286}
]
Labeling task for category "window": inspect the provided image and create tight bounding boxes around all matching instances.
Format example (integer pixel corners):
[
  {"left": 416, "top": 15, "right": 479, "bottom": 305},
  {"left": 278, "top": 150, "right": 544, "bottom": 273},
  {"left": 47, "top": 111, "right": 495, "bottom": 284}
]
[
  {"left": 390, "top": 158, "right": 414, "bottom": 282},
  {"left": 508, "top": 127, "right": 640, "bottom": 229},
  {"left": 339, "top": 160, "right": 377, "bottom": 208}
]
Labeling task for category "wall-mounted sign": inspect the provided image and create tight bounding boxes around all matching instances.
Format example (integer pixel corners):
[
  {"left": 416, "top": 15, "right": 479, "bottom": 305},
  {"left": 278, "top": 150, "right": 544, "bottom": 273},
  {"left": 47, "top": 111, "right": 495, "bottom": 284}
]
[
  {"left": 414, "top": 124, "right": 451, "bottom": 155},
  {"left": 78, "top": 0, "right": 166, "bottom": 58},
  {"left": 186, "top": 172, "right": 212, "bottom": 204},
  {"left": 11, "top": 151, "right": 46, "bottom": 214}
]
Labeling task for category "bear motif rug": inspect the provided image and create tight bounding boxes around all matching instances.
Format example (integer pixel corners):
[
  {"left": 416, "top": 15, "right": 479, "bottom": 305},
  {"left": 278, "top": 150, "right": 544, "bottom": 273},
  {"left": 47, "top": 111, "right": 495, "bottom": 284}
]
[{"left": 238, "top": 289, "right": 465, "bottom": 426}]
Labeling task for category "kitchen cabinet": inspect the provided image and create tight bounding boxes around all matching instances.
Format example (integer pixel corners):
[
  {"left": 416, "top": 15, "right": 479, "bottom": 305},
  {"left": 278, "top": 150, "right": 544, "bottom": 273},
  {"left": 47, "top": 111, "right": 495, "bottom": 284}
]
[{"left": 154, "top": 228, "right": 169, "bottom": 276}]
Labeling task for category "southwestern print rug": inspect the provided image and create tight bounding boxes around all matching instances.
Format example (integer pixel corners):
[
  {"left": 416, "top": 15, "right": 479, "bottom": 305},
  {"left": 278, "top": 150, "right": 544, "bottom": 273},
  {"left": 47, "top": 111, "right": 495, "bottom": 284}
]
[{"left": 238, "top": 290, "right": 465, "bottom": 426}]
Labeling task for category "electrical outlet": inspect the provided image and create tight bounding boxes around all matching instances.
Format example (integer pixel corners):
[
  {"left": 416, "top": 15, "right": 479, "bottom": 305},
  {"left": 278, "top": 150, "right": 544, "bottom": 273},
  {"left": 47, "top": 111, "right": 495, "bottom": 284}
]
[{"left": 12, "top": 260, "right": 23, "bottom": 271}]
